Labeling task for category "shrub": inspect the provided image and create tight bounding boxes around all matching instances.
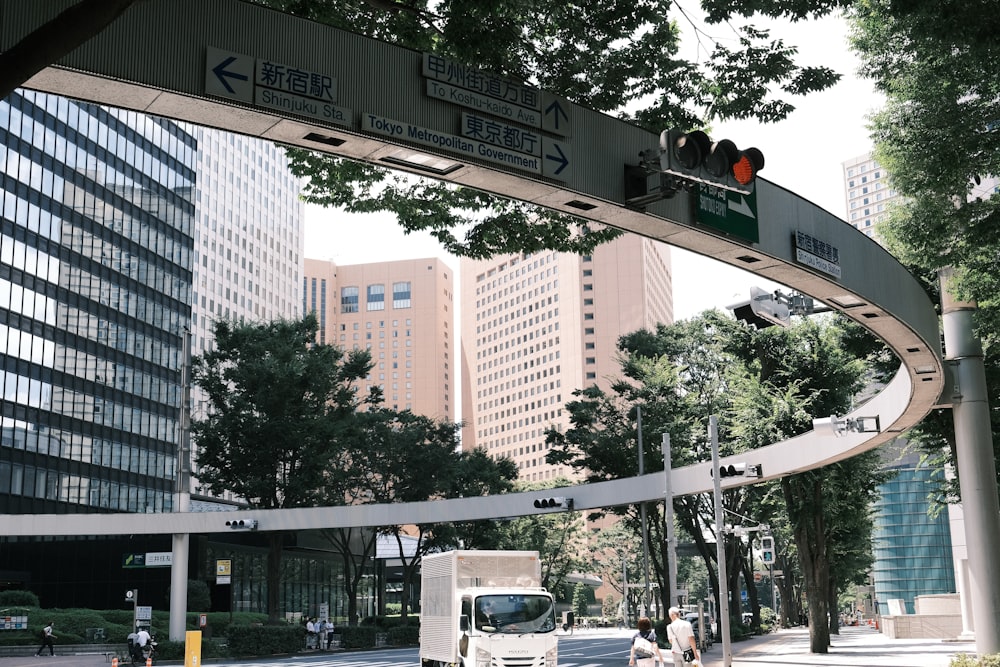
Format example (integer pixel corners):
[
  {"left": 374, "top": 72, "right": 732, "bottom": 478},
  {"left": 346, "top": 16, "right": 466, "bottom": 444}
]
[
  {"left": 387, "top": 624, "right": 419, "bottom": 646},
  {"left": 951, "top": 654, "right": 1000, "bottom": 667},
  {"left": 339, "top": 625, "right": 378, "bottom": 649},
  {"left": 226, "top": 624, "right": 303, "bottom": 657},
  {"left": 0, "top": 590, "right": 40, "bottom": 607}
]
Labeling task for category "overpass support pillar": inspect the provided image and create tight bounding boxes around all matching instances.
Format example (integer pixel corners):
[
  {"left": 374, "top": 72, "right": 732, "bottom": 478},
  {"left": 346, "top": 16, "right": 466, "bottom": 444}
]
[{"left": 941, "top": 267, "right": 1000, "bottom": 655}]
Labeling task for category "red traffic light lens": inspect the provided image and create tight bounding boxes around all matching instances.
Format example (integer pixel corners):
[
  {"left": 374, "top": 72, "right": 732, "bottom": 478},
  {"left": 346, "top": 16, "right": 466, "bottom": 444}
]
[{"left": 732, "top": 147, "right": 764, "bottom": 185}]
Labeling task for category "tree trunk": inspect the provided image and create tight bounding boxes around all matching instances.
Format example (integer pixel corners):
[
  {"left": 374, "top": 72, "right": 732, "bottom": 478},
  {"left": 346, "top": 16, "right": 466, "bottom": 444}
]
[
  {"left": 267, "top": 532, "right": 284, "bottom": 624},
  {"left": 828, "top": 579, "right": 840, "bottom": 635}
]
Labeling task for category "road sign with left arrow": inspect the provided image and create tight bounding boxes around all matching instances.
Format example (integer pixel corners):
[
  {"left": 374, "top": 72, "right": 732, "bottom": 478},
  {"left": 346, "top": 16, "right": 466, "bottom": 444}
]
[{"left": 205, "top": 47, "right": 253, "bottom": 102}]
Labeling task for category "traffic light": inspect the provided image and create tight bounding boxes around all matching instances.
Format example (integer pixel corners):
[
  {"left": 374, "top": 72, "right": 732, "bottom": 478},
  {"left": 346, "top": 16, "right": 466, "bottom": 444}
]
[
  {"left": 125, "top": 589, "right": 137, "bottom": 604},
  {"left": 712, "top": 463, "right": 763, "bottom": 478},
  {"left": 659, "top": 129, "right": 764, "bottom": 194},
  {"left": 226, "top": 519, "right": 258, "bottom": 530},
  {"left": 761, "top": 536, "right": 775, "bottom": 564},
  {"left": 533, "top": 496, "right": 574, "bottom": 510}
]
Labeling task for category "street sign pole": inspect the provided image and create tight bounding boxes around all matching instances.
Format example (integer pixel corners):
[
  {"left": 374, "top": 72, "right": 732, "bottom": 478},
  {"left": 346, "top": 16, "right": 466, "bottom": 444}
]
[{"left": 710, "top": 416, "right": 732, "bottom": 667}]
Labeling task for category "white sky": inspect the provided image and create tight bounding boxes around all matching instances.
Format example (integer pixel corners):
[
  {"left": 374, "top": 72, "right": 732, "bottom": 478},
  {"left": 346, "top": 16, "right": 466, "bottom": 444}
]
[{"left": 304, "top": 11, "right": 882, "bottom": 322}]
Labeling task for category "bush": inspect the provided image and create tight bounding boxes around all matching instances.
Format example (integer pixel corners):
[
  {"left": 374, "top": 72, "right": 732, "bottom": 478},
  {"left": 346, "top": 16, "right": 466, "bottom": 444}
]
[
  {"left": 339, "top": 625, "right": 378, "bottom": 649},
  {"left": 154, "top": 637, "right": 229, "bottom": 660},
  {"left": 0, "top": 590, "right": 40, "bottom": 607},
  {"left": 226, "top": 624, "right": 303, "bottom": 657},
  {"left": 759, "top": 606, "right": 777, "bottom": 634},
  {"left": 387, "top": 624, "right": 419, "bottom": 646},
  {"left": 951, "top": 654, "right": 1000, "bottom": 667}
]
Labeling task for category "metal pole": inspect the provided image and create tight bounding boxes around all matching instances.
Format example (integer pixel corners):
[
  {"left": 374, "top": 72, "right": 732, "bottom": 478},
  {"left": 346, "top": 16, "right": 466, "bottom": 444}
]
[
  {"left": 637, "top": 406, "right": 652, "bottom": 618},
  {"left": 940, "top": 268, "right": 1000, "bottom": 654},
  {"left": 622, "top": 557, "right": 629, "bottom": 627},
  {"left": 662, "top": 433, "right": 678, "bottom": 608},
  {"left": 169, "top": 328, "right": 193, "bottom": 642},
  {"left": 710, "top": 416, "right": 733, "bottom": 667}
]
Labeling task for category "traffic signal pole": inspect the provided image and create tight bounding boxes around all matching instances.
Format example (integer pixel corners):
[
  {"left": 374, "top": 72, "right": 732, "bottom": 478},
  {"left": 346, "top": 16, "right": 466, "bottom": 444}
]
[
  {"left": 940, "top": 268, "right": 1000, "bottom": 655},
  {"left": 709, "top": 416, "right": 733, "bottom": 667}
]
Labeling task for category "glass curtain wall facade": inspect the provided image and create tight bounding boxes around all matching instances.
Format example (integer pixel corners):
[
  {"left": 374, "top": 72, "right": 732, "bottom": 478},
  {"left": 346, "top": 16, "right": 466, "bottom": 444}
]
[
  {"left": 0, "top": 89, "right": 193, "bottom": 516},
  {"left": 872, "top": 454, "right": 955, "bottom": 614}
]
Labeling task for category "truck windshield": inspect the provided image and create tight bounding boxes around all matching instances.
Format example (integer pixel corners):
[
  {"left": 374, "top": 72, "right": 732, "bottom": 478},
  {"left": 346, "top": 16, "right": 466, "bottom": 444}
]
[{"left": 475, "top": 594, "right": 556, "bottom": 634}]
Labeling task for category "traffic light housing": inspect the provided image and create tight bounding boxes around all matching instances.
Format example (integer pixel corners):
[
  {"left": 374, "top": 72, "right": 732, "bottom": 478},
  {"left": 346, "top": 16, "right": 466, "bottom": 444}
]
[
  {"left": 533, "top": 496, "right": 574, "bottom": 510},
  {"left": 713, "top": 463, "right": 763, "bottom": 479},
  {"left": 226, "top": 519, "right": 258, "bottom": 530},
  {"left": 659, "top": 129, "right": 764, "bottom": 194},
  {"left": 761, "top": 536, "right": 775, "bottom": 564}
]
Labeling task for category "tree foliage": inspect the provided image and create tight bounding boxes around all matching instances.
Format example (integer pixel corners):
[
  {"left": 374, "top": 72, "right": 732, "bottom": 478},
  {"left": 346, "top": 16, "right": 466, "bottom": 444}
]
[
  {"left": 547, "top": 312, "right": 884, "bottom": 651},
  {"left": 493, "top": 479, "right": 588, "bottom": 597},
  {"left": 255, "top": 0, "right": 841, "bottom": 258},
  {"left": 848, "top": 0, "right": 1000, "bottom": 502},
  {"left": 191, "top": 314, "right": 376, "bottom": 622}
]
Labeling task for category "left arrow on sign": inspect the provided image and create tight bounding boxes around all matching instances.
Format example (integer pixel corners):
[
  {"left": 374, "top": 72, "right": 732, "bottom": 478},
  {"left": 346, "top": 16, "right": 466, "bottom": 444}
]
[{"left": 213, "top": 56, "right": 249, "bottom": 94}]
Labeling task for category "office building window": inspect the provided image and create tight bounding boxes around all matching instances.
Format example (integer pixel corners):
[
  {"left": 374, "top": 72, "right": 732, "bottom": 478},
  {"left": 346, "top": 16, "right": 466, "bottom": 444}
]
[
  {"left": 341, "top": 286, "right": 359, "bottom": 313},
  {"left": 393, "top": 281, "right": 411, "bottom": 308},
  {"left": 367, "top": 284, "right": 385, "bottom": 311}
]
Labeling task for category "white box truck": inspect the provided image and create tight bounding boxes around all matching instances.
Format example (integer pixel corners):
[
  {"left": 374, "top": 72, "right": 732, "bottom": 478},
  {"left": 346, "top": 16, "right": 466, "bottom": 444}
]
[{"left": 420, "top": 550, "right": 558, "bottom": 667}]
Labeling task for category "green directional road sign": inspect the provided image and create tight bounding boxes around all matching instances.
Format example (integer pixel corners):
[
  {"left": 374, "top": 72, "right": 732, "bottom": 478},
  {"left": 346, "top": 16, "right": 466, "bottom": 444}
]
[{"left": 694, "top": 184, "right": 759, "bottom": 243}]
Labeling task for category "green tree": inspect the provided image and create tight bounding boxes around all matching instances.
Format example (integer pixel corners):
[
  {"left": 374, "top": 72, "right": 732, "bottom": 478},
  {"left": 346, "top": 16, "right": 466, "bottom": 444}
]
[
  {"left": 346, "top": 408, "right": 461, "bottom": 621},
  {"left": 572, "top": 583, "right": 590, "bottom": 618},
  {"left": 727, "top": 318, "right": 883, "bottom": 651},
  {"left": 253, "top": 0, "right": 841, "bottom": 259},
  {"left": 5, "top": 1, "right": 843, "bottom": 259},
  {"left": 549, "top": 312, "right": 883, "bottom": 651},
  {"left": 191, "top": 314, "right": 374, "bottom": 622},
  {"left": 849, "top": 1, "right": 1000, "bottom": 503},
  {"left": 494, "top": 479, "right": 588, "bottom": 596}
]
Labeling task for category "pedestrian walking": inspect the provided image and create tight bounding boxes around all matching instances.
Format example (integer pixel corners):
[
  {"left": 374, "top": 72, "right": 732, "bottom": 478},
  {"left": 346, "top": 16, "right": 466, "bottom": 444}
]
[
  {"left": 35, "top": 621, "right": 56, "bottom": 656},
  {"left": 667, "top": 607, "right": 701, "bottom": 666},
  {"left": 628, "top": 616, "right": 665, "bottom": 667}
]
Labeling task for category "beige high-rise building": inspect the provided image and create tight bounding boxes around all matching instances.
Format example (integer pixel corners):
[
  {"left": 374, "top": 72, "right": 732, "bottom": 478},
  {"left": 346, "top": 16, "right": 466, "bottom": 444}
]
[
  {"left": 460, "top": 234, "right": 672, "bottom": 482},
  {"left": 303, "top": 257, "right": 455, "bottom": 420},
  {"left": 842, "top": 153, "right": 899, "bottom": 240}
]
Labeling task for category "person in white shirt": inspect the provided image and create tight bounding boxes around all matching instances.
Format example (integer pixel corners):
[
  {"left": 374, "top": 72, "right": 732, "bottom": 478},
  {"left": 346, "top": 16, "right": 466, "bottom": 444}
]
[{"left": 667, "top": 607, "right": 701, "bottom": 666}]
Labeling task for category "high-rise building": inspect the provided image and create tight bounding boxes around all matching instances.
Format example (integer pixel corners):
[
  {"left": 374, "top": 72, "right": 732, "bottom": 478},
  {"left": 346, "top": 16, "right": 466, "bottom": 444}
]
[
  {"left": 842, "top": 153, "right": 899, "bottom": 240},
  {"left": 188, "top": 128, "right": 304, "bottom": 500},
  {"left": 1, "top": 89, "right": 194, "bottom": 516},
  {"left": 303, "top": 257, "right": 454, "bottom": 420},
  {"left": 459, "top": 233, "right": 672, "bottom": 481},
  {"left": 0, "top": 90, "right": 365, "bottom": 616}
]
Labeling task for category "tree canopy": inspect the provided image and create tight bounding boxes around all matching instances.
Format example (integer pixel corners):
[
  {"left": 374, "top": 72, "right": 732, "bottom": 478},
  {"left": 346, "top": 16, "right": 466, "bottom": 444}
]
[{"left": 256, "top": 0, "right": 842, "bottom": 258}]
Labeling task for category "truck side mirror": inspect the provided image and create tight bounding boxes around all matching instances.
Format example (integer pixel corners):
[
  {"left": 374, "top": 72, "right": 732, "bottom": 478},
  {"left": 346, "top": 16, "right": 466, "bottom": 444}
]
[{"left": 459, "top": 615, "right": 469, "bottom": 632}]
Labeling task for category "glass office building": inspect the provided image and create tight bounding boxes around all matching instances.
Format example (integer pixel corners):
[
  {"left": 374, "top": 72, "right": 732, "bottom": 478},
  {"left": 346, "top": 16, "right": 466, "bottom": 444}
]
[
  {"left": 0, "top": 89, "right": 193, "bottom": 516},
  {"left": 872, "top": 446, "right": 955, "bottom": 614}
]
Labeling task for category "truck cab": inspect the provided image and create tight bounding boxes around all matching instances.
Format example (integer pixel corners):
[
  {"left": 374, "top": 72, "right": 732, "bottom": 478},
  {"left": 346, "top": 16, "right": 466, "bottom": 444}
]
[{"left": 420, "top": 550, "right": 559, "bottom": 667}]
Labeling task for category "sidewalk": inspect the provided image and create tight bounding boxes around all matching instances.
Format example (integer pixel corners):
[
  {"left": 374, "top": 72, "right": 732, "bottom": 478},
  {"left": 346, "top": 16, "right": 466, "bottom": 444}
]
[
  {"left": 0, "top": 625, "right": 978, "bottom": 667},
  {"left": 700, "top": 625, "right": 975, "bottom": 667}
]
